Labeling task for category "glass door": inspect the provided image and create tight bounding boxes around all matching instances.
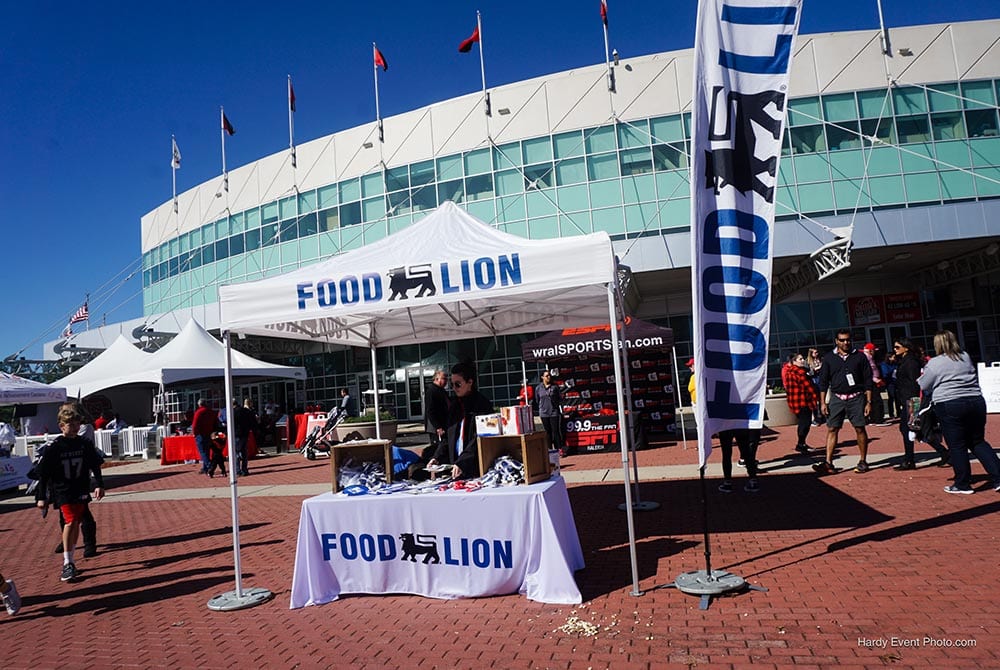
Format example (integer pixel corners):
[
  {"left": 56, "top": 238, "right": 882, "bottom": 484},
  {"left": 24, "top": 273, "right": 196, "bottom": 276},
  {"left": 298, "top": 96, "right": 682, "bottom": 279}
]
[{"left": 406, "top": 367, "right": 435, "bottom": 420}]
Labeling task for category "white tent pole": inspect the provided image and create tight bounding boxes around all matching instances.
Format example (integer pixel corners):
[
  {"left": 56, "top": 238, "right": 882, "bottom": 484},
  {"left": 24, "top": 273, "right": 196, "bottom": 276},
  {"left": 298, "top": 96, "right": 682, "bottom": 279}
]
[
  {"left": 222, "top": 331, "right": 243, "bottom": 597},
  {"left": 616, "top": 319, "right": 644, "bottom": 503},
  {"left": 371, "top": 345, "right": 381, "bottom": 439},
  {"left": 671, "top": 347, "right": 688, "bottom": 449},
  {"left": 607, "top": 283, "right": 641, "bottom": 596},
  {"left": 521, "top": 360, "right": 528, "bottom": 405}
]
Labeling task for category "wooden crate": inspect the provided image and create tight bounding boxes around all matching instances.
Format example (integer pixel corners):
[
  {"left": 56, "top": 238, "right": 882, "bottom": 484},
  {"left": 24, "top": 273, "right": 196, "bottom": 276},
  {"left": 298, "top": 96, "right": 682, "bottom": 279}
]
[
  {"left": 330, "top": 439, "right": 393, "bottom": 492},
  {"left": 477, "top": 432, "right": 551, "bottom": 484}
]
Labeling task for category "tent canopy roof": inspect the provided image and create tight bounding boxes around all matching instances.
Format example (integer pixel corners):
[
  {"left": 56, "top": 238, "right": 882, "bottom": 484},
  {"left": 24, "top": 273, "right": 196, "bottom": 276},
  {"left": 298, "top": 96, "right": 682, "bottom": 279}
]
[
  {"left": 219, "top": 201, "right": 618, "bottom": 347},
  {"left": 0, "top": 372, "right": 67, "bottom": 405}
]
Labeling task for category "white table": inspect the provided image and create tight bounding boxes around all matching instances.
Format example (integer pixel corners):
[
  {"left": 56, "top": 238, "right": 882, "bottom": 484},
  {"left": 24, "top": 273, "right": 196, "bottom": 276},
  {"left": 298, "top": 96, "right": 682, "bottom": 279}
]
[{"left": 290, "top": 476, "right": 584, "bottom": 607}]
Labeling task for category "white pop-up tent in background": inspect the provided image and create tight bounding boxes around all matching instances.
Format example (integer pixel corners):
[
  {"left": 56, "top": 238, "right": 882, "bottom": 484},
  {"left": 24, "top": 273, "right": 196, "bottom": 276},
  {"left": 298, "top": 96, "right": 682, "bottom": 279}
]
[{"left": 216, "top": 200, "right": 643, "bottom": 608}]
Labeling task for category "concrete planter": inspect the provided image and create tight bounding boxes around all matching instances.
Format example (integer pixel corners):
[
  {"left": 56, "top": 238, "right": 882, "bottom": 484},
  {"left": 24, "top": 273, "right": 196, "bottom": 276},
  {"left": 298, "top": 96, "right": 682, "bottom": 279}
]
[
  {"left": 335, "top": 420, "right": 398, "bottom": 442},
  {"left": 763, "top": 394, "right": 796, "bottom": 427}
]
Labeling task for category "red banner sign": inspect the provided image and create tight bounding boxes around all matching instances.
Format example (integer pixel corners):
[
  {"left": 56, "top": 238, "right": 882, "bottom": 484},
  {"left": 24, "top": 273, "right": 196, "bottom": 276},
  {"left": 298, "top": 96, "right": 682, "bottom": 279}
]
[{"left": 848, "top": 292, "right": 921, "bottom": 326}]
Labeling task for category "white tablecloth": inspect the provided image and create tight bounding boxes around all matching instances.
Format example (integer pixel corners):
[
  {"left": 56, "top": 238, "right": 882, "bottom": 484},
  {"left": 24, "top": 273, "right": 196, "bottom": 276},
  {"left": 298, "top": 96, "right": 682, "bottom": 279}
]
[{"left": 290, "top": 476, "right": 584, "bottom": 607}]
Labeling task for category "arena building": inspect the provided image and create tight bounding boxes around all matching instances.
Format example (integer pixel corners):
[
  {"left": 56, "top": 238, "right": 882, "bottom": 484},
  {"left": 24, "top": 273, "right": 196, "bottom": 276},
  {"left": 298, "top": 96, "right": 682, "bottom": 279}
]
[{"left": 54, "top": 19, "right": 1000, "bottom": 419}]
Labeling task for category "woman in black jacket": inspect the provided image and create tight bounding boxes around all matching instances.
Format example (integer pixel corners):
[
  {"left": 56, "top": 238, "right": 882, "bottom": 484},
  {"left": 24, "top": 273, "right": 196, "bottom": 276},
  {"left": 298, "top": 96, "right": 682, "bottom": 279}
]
[
  {"left": 893, "top": 337, "right": 948, "bottom": 469},
  {"left": 429, "top": 362, "right": 495, "bottom": 479}
]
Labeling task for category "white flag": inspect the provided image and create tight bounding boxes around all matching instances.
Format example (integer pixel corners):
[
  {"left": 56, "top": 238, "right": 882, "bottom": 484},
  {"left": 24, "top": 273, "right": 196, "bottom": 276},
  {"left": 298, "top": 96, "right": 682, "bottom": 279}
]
[
  {"left": 690, "top": 0, "right": 802, "bottom": 467},
  {"left": 171, "top": 137, "right": 181, "bottom": 169}
]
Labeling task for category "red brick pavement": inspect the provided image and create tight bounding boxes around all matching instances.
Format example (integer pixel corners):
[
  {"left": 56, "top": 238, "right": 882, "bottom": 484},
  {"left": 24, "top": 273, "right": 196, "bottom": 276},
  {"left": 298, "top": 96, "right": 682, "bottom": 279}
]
[{"left": 1, "top": 419, "right": 998, "bottom": 669}]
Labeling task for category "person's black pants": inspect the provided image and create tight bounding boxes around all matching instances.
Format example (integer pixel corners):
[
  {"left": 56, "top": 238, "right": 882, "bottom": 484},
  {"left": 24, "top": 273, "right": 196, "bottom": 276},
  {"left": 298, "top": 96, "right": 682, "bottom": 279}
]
[
  {"left": 795, "top": 408, "right": 812, "bottom": 447},
  {"left": 541, "top": 415, "right": 564, "bottom": 452},
  {"left": 719, "top": 429, "right": 759, "bottom": 479}
]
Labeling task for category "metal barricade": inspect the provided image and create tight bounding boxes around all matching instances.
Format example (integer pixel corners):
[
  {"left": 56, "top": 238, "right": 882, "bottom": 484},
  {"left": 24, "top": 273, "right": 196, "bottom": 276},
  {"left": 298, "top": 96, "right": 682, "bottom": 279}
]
[
  {"left": 120, "top": 427, "right": 152, "bottom": 459},
  {"left": 93, "top": 429, "right": 117, "bottom": 459}
]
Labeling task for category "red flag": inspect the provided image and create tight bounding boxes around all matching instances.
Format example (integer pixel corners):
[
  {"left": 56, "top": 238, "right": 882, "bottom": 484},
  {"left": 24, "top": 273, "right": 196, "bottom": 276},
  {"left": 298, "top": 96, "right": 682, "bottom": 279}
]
[
  {"left": 374, "top": 47, "right": 388, "bottom": 71},
  {"left": 69, "top": 302, "right": 89, "bottom": 325},
  {"left": 289, "top": 79, "right": 296, "bottom": 112},
  {"left": 222, "top": 113, "right": 235, "bottom": 135},
  {"left": 601, "top": 0, "right": 608, "bottom": 27},
  {"left": 458, "top": 25, "right": 480, "bottom": 53}
]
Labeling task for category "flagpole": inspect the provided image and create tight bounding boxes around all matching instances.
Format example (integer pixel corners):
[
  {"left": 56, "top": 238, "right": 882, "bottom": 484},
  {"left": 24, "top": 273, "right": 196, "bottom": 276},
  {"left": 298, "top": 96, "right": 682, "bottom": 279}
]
[
  {"left": 373, "top": 43, "right": 384, "bottom": 143},
  {"left": 477, "top": 11, "right": 490, "bottom": 119},
  {"left": 288, "top": 75, "right": 297, "bottom": 170},
  {"left": 171, "top": 135, "right": 179, "bottom": 214},
  {"left": 603, "top": 2, "right": 614, "bottom": 92},
  {"left": 220, "top": 106, "right": 229, "bottom": 193}
]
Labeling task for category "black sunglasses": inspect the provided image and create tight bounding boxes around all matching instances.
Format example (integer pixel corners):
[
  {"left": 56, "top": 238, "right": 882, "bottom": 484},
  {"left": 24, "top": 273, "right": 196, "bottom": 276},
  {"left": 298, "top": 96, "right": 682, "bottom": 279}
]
[{"left": 836, "top": 338, "right": 851, "bottom": 343}]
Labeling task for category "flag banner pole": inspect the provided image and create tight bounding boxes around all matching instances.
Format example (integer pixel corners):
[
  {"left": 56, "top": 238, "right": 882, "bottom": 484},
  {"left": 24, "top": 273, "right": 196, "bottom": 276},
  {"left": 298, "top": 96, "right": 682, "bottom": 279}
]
[
  {"left": 477, "top": 11, "right": 490, "bottom": 119},
  {"left": 288, "top": 75, "right": 297, "bottom": 169},
  {"left": 171, "top": 135, "right": 179, "bottom": 214},
  {"left": 220, "top": 106, "right": 229, "bottom": 193},
  {"left": 602, "top": 1, "right": 614, "bottom": 93},
  {"left": 373, "top": 43, "right": 383, "bottom": 143},
  {"left": 671, "top": 0, "right": 802, "bottom": 609}
]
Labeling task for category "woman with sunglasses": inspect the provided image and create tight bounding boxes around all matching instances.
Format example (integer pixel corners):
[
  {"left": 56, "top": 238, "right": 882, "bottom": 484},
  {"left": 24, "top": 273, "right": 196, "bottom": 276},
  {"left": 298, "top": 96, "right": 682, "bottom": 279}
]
[
  {"left": 918, "top": 330, "right": 1000, "bottom": 494},
  {"left": 427, "top": 361, "right": 495, "bottom": 480},
  {"left": 892, "top": 338, "right": 939, "bottom": 470}
]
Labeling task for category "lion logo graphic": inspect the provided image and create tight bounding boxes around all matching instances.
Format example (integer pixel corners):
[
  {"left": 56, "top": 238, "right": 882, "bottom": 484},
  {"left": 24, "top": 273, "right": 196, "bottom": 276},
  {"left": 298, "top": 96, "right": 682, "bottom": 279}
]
[
  {"left": 399, "top": 533, "right": 441, "bottom": 564},
  {"left": 387, "top": 264, "right": 436, "bottom": 300}
]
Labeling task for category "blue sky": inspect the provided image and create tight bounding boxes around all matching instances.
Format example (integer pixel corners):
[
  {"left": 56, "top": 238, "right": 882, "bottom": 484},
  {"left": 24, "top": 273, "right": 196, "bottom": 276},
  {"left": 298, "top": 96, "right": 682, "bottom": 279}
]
[{"left": 2, "top": 0, "right": 997, "bottom": 361}]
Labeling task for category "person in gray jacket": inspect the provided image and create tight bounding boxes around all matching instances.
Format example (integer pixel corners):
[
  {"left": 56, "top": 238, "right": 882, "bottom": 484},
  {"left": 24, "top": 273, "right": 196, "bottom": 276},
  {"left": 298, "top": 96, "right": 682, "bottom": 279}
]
[{"left": 918, "top": 330, "right": 1000, "bottom": 494}]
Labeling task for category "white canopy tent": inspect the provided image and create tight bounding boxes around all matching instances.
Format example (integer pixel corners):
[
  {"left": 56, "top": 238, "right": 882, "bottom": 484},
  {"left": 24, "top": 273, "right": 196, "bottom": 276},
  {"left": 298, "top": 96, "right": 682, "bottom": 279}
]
[
  {"left": 217, "top": 201, "right": 643, "bottom": 602},
  {"left": 0, "top": 372, "right": 67, "bottom": 405},
  {"left": 56, "top": 335, "right": 154, "bottom": 399}
]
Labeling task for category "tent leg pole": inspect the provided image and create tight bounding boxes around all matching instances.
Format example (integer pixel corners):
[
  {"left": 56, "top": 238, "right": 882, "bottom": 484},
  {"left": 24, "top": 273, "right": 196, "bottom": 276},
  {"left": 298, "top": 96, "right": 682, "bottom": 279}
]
[
  {"left": 207, "top": 331, "right": 272, "bottom": 611},
  {"left": 615, "top": 316, "right": 659, "bottom": 512},
  {"left": 607, "top": 284, "right": 642, "bottom": 597},
  {"left": 370, "top": 345, "right": 380, "bottom": 440}
]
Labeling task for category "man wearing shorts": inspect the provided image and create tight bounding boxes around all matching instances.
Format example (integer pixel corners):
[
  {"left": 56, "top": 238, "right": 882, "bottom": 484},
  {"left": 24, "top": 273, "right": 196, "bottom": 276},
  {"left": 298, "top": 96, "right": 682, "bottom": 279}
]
[
  {"left": 33, "top": 403, "right": 106, "bottom": 582},
  {"left": 814, "top": 330, "right": 873, "bottom": 474}
]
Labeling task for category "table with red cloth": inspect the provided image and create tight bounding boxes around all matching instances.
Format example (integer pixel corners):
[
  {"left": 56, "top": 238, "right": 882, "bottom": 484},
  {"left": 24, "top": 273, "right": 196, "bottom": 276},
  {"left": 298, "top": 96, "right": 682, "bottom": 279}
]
[
  {"left": 293, "top": 412, "right": 328, "bottom": 449},
  {"left": 161, "top": 432, "right": 258, "bottom": 465}
]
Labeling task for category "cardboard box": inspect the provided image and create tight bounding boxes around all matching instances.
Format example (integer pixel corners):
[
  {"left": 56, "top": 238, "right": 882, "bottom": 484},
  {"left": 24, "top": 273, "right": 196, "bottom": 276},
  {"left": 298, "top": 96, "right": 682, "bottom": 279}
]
[
  {"left": 475, "top": 413, "right": 503, "bottom": 437},
  {"left": 477, "top": 432, "right": 551, "bottom": 484},
  {"left": 500, "top": 405, "right": 534, "bottom": 435},
  {"left": 330, "top": 439, "right": 393, "bottom": 492}
]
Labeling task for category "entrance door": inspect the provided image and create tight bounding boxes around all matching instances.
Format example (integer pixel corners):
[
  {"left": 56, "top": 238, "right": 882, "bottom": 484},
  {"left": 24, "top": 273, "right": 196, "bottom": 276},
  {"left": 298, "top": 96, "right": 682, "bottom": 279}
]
[
  {"left": 939, "top": 319, "right": 982, "bottom": 361},
  {"left": 864, "top": 325, "right": 909, "bottom": 357},
  {"left": 406, "top": 367, "right": 435, "bottom": 420},
  {"left": 355, "top": 373, "right": 372, "bottom": 414}
]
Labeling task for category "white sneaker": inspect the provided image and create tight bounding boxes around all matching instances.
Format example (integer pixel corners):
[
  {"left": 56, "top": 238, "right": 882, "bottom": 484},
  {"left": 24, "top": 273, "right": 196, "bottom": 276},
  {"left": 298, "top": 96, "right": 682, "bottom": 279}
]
[{"left": 2, "top": 579, "right": 20, "bottom": 615}]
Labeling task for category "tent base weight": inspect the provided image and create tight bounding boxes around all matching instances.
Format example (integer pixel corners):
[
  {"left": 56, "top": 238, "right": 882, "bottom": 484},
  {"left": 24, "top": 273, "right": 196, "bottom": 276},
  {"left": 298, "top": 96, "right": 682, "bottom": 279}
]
[{"left": 207, "top": 587, "right": 273, "bottom": 611}]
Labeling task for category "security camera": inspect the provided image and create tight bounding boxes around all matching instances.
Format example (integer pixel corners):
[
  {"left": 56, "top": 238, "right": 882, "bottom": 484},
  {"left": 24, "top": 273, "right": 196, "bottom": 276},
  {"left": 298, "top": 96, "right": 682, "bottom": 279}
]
[{"left": 612, "top": 49, "right": 620, "bottom": 66}]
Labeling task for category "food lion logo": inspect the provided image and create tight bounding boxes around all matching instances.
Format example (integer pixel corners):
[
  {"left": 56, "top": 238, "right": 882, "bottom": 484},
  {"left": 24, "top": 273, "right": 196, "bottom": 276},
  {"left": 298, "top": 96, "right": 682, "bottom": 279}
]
[
  {"left": 399, "top": 533, "right": 440, "bottom": 563},
  {"left": 387, "top": 265, "right": 436, "bottom": 301},
  {"left": 321, "top": 531, "right": 513, "bottom": 568}
]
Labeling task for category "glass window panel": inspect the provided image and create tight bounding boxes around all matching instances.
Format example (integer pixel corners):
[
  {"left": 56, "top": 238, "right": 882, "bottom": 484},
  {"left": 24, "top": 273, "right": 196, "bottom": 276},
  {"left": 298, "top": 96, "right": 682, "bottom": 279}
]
[
  {"left": 858, "top": 88, "right": 892, "bottom": 118},
  {"left": 661, "top": 197, "right": 691, "bottom": 228},
  {"left": 229, "top": 233, "right": 245, "bottom": 256},
  {"left": 827, "top": 120, "right": 861, "bottom": 150},
  {"left": 523, "top": 163, "right": 555, "bottom": 190},
  {"left": 555, "top": 157, "right": 587, "bottom": 185},
  {"left": 318, "top": 185, "right": 338, "bottom": 209},
  {"left": 788, "top": 96, "right": 821, "bottom": 126},
  {"left": 279, "top": 196, "right": 297, "bottom": 221},
  {"left": 278, "top": 219, "right": 298, "bottom": 243},
  {"left": 464, "top": 148, "right": 491, "bottom": 175},
  {"left": 625, "top": 203, "right": 658, "bottom": 232},
  {"left": 655, "top": 170, "right": 688, "bottom": 200},
  {"left": 971, "top": 137, "right": 1000, "bottom": 167},
  {"left": 790, "top": 125, "right": 826, "bottom": 154},
  {"left": 587, "top": 152, "right": 620, "bottom": 180},
  {"left": 900, "top": 143, "right": 935, "bottom": 172},
  {"left": 495, "top": 169, "right": 524, "bottom": 196},
  {"left": 617, "top": 121, "right": 648, "bottom": 149},
  {"left": 464, "top": 174, "right": 493, "bottom": 201},
  {"left": 361, "top": 172, "right": 384, "bottom": 198},
  {"left": 682, "top": 112, "right": 692, "bottom": 138},
  {"left": 620, "top": 147, "right": 653, "bottom": 175},
  {"left": 178, "top": 233, "right": 190, "bottom": 255},
  {"left": 559, "top": 211, "right": 591, "bottom": 235},
  {"left": 439, "top": 178, "right": 464, "bottom": 203},
  {"left": 792, "top": 154, "right": 831, "bottom": 182},
  {"left": 829, "top": 150, "right": 864, "bottom": 179},
  {"left": 526, "top": 191, "right": 556, "bottom": 218},
  {"left": 410, "top": 160, "right": 435, "bottom": 187},
  {"left": 932, "top": 111, "right": 966, "bottom": 141},
  {"left": 868, "top": 175, "right": 906, "bottom": 205},
  {"left": 436, "top": 154, "right": 464, "bottom": 180},
  {"left": 465, "top": 200, "right": 495, "bottom": 222},
  {"left": 261, "top": 202, "right": 279, "bottom": 225},
  {"left": 362, "top": 196, "right": 386, "bottom": 221},
  {"left": 245, "top": 227, "right": 261, "bottom": 251},
  {"left": 556, "top": 183, "right": 589, "bottom": 211},
  {"left": 522, "top": 137, "right": 552, "bottom": 164},
  {"left": 866, "top": 146, "right": 901, "bottom": 176},
  {"left": 385, "top": 166, "right": 409, "bottom": 192},
  {"left": 822, "top": 93, "right": 857, "bottom": 122},
  {"left": 623, "top": 174, "right": 656, "bottom": 204},
  {"left": 585, "top": 125, "right": 616, "bottom": 154},
  {"left": 961, "top": 80, "right": 996, "bottom": 108},
  {"left": 492, "top": 142, "right": 521, "bottom": 170},
  {"left": 934, "top": 140, "right": 971, "bottom": 169},
  {"left": 833, "top": 179, "right": 871, "bottom": 210},
  {"left": 940, "top": 170, "right": 976, "bottom": 200},
  {"left": 797, "top": 182, "right": 834, "bottom": 212},
  {"left": 299, "top": 236, "right": 319, "bottom": 264},
  {"left": 904, "top": 172, "right": 940, "bottom": 203},
  {"left": 860, "top": 117, "right": 896, "bottom": 145},
  {"left": 896, "top": 115, "right": 930, "bottom": 144},
  {"left": 652, "top": 143, "right": 687, "bottom": 171},
  {"left": 298, "top": 190, "right": 317, "bottom": 214},
  {"left": 318, "top": 207, "right": 339, "bottom": 232},
  {"left": 927, "top": 83, "right": 960, "bottom": 112},
  {"left": 387, "top": 190, "right": 411, "bottom": 215},
  {"left": 892, "top": 86, "right": 926, "bottom": 114},
  {"left": 589, "top": 179, "right": 622, "bottom": 208},
  {"left": 411, "top": 186, "right": 437, "bottom": 212},
  {"left": 363, "top": 221, "right": 388, "bottom": 244},
  {"left": 339, "top": 178, "right": 361, "bottom": 203},
  {"left": 965, "top": 109, "right": 999, "bottom": 138},
  {"left": 650, "top": 115, "right": 685, "bottom": 143},
  {"left": 527, "top": 216, "right": 560, "bottom": 239},
  {"left": 497, "top": 194, "right": 525, "bottom": 222},
  {"left": 387, "top": 213, "right": 412, "bottom": 234},
  {"left": 975, "top": 166, "right": 1000, "bottom": 196},
  {"left": 591, "top": 207, "right": 625, "bottom": 235},
  {"left": 201, "top": 244, "right": 216, "bottom": 264},
  {"left": 217, "top": 218, "right": 232, "bottom": 239},
  {"left": 202, "top": 223, "right": 217, "bottom": 245},
  {"left": 553, "top": 130, "right": 584, "bottom": 158},
  {"left": 340, "top": 201, "right": 362, "bottom": 226},
  {"left": 229, "top": 213, "right": 246, "bottom": 235}
]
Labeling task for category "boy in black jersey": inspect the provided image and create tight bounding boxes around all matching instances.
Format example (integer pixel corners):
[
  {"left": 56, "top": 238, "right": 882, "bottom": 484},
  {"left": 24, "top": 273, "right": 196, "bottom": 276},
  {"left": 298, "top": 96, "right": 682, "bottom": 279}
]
[{"left": 33, "top": 403, "right": 105, "bottom": 582}]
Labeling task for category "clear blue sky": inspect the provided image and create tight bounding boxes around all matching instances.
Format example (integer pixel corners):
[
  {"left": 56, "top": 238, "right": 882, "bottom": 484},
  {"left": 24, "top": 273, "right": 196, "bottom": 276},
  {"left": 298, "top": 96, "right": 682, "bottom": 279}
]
[{"left": 2, "top": 0, "right": 997, "bottom": 361}]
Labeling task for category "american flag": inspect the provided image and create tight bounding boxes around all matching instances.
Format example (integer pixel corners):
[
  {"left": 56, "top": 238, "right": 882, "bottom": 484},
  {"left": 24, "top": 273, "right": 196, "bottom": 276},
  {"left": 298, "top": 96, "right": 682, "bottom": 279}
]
[{"left": 69, "top": 302, "right": 89, "bottom": 325}]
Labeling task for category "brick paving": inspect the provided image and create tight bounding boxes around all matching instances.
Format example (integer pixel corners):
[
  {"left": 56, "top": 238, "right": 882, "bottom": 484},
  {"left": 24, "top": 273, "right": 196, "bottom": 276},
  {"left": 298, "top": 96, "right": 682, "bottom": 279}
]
[{"left": 1, "top": 419, "right": 998, "bottom": 668}]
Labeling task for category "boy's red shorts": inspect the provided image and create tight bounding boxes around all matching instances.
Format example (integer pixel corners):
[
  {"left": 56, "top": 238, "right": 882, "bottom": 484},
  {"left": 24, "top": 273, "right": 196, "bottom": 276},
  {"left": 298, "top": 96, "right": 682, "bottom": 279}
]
[{"left": 60, "top": 503, "right": 87, "bottom": 524}]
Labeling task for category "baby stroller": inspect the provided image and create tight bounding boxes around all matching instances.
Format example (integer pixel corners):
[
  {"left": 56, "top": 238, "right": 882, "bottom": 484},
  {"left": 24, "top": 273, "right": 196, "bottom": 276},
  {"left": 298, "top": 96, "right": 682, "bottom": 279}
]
[{"left": 301, "top": 409, "right": 348, "bottom": 460}]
